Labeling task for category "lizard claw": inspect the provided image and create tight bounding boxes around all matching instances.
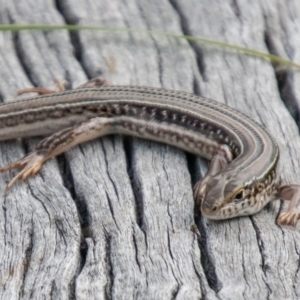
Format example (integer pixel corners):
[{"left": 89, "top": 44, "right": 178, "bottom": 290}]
[
  {"left": 0, "top": 152, "right": 45, "bottom": 192},
  {"left": 277, "top": 212, "right": 300, "bottom": 226}
]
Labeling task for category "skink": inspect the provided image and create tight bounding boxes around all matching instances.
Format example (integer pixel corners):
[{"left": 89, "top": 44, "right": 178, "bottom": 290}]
[{"left": 0, "top": 78, "right": 299, "bottom": 225}]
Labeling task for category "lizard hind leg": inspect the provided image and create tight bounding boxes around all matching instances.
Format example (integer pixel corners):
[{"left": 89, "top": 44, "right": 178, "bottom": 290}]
[
  {"left": 0, "top": 152, "right": 45, "bottom": 193},
  {"left": 17, "top": 77, "right": 111, "bottom": 96},
  {"left": 0, "top": 116, "right": 113, "bottom": 192}
]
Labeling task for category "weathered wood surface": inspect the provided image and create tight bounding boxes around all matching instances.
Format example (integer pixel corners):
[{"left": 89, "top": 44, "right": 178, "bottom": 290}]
[{"left": 0, "top": 0, "right": 300, "bottom": 299}]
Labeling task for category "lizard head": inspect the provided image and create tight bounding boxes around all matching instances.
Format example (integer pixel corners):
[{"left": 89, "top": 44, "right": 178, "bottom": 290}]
[{"left": 194, "top": 172, "right": 268, "bottom": 220}]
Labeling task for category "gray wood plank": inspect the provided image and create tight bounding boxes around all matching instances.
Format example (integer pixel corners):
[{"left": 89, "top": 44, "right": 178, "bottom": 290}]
[{"left": 0, "top": 0, "right": 300, "bottom": 299}]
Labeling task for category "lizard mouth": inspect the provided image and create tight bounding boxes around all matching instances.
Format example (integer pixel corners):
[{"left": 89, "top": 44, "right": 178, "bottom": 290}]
[{"left": 201, "top": 195, "right": 267, "bottom": 220}]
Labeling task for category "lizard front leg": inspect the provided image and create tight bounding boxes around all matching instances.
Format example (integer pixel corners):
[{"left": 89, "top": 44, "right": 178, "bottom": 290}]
[
  {"left": 276, "top": 185, "right": 300, "bottom": 226},
  {"left": 193, "top": 144, "right": 233, "bottom": 207}
]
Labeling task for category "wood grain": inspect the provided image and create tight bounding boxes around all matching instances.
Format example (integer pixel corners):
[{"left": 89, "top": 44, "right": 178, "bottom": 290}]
[{"left": 0, "top": 0, "right": 300, "bottom": 299}]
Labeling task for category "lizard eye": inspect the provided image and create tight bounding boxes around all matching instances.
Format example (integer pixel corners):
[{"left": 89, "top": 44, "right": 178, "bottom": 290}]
[
  {"left": 235, "top": 191, "right": 244, "bottom": 201},
  {"left": 212, "top": 204, "right": 218, "bottom": 211}
]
